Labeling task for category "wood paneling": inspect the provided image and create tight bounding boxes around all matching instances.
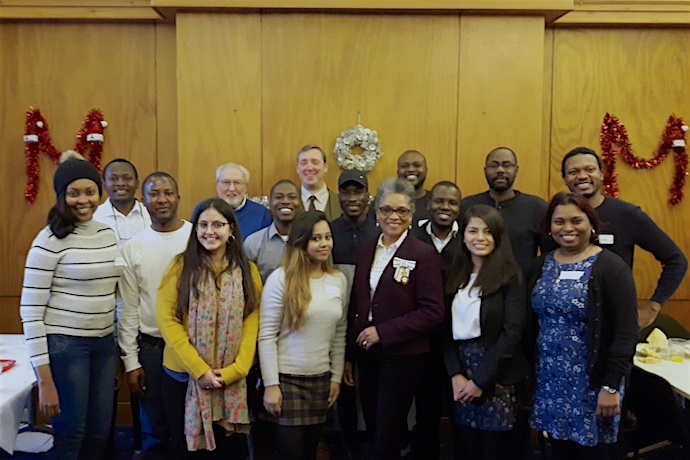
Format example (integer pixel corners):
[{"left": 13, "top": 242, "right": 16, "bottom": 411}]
[
  {"left": 0, "top": 22, "right": 159, "bottom": 298},
  {"left": 549, "top": 28, "right": 690, "bottom": 300},
  {"left": 0, "top": 297, "right": 22, "bottom": 334},
  {"left": 456, "top": 15, "right": 546, "bottom": 198},
  {"left": 176, "top": 13, "right": 262, "bottom": 219},
  {"left": 260, "top": 13, "right": 460, "bottom": 195},
  {"left": 155, "top": 23, "right": 178, "bottom": 178}
]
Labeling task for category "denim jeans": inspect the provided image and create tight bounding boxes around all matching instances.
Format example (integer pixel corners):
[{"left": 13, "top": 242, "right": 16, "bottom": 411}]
[
  {"left": 138, "top": 338, "right": 169, "bottom": 453},
  {"left": 47, "top": 333, "right": 116, "bottom": 460}
]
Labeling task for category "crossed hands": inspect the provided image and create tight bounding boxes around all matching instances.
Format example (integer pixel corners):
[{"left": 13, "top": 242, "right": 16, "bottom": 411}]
[{"left": 451, "top": 374, "right": 483, "bottom": 403}]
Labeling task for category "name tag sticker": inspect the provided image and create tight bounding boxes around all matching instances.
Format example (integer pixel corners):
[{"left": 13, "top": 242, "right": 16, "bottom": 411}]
[
  {"left": 114, "top": 256, "right": 127, "bottom": 267},
  {"left": 325, "top": 285, "right": 341, "bottom": 297},
  {"left": 598, "top": 234, "right": 614, "bottom": 245},
  {"left": 559, "top": 270, "right": 584, "bottom": 280}
]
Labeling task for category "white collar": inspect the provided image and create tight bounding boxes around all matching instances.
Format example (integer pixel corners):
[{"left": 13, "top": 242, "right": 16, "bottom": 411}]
[
  {"left": 301, "top": 184, "right": 329, "bottom": 203},
  {"left": 234, "top": 195, "right": 248, "bottom": 211},
  {"left": 377, "top": 230, "right": 408, "bottom": 251}
]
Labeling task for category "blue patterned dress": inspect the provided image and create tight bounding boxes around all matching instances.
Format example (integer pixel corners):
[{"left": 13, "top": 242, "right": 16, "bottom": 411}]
[{"left": 530, "top": 252, "right": 622, "bottom": 446}]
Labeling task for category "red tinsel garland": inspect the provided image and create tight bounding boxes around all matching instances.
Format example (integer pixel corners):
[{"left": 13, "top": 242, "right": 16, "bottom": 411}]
[
  {"left": 74, "top": 109, "right": 106, "bottom": 173},
  {"left": 24, "top": 107, "right": 61, "bottom": 203},
  {"left": 600, "top": 113, "right": 688, "bottom": 205},
  {"left": 24, "top": 108, "right": 108, "bottom": 203}
]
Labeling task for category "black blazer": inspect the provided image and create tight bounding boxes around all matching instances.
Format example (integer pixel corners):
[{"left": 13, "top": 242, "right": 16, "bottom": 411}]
[{"left": 442, "top": 275, "right": 529, "bottom": 391}]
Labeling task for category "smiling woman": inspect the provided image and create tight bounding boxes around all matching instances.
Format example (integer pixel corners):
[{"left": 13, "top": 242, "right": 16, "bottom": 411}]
[
  {"left": 528, "top": 192, "right": 638, "bottom": 457},
  {"left": 19, "top": 151, "right": 123, "bottom": 459}
]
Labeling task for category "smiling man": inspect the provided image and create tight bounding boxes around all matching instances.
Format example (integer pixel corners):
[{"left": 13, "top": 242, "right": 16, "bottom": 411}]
[
  {"left": 215, "top": 163, "right": 271, "bottom": 239},
  {"left": 397, "top": 150, "right": 431, "bottom": 225},
  {"left": 244, "top": 180, "right": 304, "bottom": 282},
  {"left": 117, "top": 172, "right": 192, "bottom": 457},
  {"left": 296, "top": 145, "right": 340, "bottom": 220},
  {"left": 461, "top": 147, "right": 552, "bottom": 273},
  {"left": 93, "top": 158, "right": 152, "bottom": 248},
  {"left": 562, "top": 146, "right": 687, "bottom": 327}
]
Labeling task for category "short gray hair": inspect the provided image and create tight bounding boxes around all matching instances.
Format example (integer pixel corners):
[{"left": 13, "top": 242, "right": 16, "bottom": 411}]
[
  {"left": 215, "top": 163, "right": 250, "bottom": 184},
  {"left": 374, "top": 177, "right": 416, "bottom": 213}
]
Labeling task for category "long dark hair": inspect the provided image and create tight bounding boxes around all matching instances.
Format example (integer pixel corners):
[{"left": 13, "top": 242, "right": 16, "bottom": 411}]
[
  {"left": 174, "top": 198, "right": 257, "bottom": 321},
  {"left": 447, "top": 204, "right": 521, "bottom": 296},
  {"left": 47, "top": 192, "right": 78, "bottom": 239}
]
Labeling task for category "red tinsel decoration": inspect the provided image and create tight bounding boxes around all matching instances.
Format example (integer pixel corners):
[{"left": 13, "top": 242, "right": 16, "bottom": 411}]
[
  {"left": 600, "top": 113, "right": 688, "bottom": 205},
  {"left": 24, "top": 107, "right": 61, "bottom": 203},
  {"left": 74, "top": 109, "right": 106, "bottom": 172}
]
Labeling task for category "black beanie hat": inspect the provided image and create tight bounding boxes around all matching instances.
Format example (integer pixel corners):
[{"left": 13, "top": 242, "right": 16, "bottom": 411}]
[{"left": 53, "top": 151, "right": 103, "bottom": 198}]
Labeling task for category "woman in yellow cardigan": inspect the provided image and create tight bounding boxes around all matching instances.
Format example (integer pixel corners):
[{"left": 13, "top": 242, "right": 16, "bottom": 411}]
[{"left": 157, "top": 198, "right": 262, "bottom": 459}]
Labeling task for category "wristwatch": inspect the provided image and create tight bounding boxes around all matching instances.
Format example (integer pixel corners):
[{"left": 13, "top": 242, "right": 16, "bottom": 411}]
[{"left": 601, "top": 385, "right": 618, "bottom": 394}]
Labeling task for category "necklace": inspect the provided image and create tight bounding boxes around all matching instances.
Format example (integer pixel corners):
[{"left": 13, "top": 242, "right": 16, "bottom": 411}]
[{"left": 111, "top": 201, "right": 146, "bottom": 242}]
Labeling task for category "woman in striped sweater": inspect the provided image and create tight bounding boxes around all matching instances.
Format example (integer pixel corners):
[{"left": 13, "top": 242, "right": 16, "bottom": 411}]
[{"left": 20, "top": 152, "right": 124, "bottom": 460}]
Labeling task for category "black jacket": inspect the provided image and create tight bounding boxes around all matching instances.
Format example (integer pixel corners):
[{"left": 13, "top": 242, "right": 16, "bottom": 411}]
[
  {"left": 526, "top": 249, "right": 638, "bottom": 390},
  {"left": 442, "top": 275, "right": 529, "bottom": 391}
]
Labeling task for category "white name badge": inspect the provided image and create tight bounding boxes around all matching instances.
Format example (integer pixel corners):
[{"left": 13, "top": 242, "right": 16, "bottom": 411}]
[
  {"left": 559, "top": 270, "right": 584, "bottom": 280},
  {"left": 114, "top": 256, "right": 128, "bottom": 267},
  {"left": 598, "top": 234, "right": 614, "bottom": 245}
]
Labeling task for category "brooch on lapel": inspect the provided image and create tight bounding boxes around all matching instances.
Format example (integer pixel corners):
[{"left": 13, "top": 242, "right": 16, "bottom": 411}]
[{"left": 392, "top": 257, "right": 416, "bottom": 285}]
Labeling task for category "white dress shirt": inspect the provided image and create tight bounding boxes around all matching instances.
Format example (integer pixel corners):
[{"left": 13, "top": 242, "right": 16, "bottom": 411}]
[{"left": 369, "top": 231, "right": 408, "bottom": 297}]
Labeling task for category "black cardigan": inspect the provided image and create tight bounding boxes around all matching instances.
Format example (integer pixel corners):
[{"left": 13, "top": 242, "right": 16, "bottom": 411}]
[
  {"left": 442, "top": 275, "right": 529, "bottom": 391},
  {"left": 526, "top": 249, "right": 638, "bottom": 390}
]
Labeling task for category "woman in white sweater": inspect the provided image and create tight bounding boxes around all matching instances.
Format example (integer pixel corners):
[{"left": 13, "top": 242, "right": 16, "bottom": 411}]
[
  {"left": 258, "top": 211, "right": 348, "bottom": 459},
  {"left": 20, "top": 152, "right": 124, "bottom": 460}
]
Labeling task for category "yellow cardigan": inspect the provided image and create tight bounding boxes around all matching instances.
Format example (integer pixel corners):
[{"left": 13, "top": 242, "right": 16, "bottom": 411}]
[{"left": 156, "top": 257, "right": 262, "bottom": 384}]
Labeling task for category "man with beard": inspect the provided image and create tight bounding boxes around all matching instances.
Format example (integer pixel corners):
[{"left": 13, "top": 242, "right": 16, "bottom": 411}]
[
  {"left": 118, "top": 172, "right": 193, "bottom": 457},
  {"left": 409, "top": 181, "right": 462, "bottom": 460},
  {"left": 562, "top": 146, "right": 687, "bottom": 328},
  {"left": 214, "top": 162, "right": 271, "bottom": 240},
  {"left": 461, "top": 147, "right": 552, "bottom": 273},
  {"left": 244, "top": 180, "right": 304, "bottom": 282},
  {"left": 94, "top": 158, "right": 152, "bottom": 248},
  {"left": 330, "top": 170, "right": 379, "bottom": 458},
  {"left": 397, "top": 150, "right": 431, "bottom": 225}
]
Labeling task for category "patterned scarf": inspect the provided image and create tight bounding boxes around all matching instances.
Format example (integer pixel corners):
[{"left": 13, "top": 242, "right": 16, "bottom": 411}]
[{"left": 184, "top": 266, "right": 249, "bottom": 451}]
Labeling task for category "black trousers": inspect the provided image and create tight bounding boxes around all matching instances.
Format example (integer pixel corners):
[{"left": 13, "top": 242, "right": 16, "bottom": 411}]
[
  {"left": 357, "top": 352, "right": 428, "bottom": 460},
  {"left": 161, "top": 372, "right": 248, "bottom": 460}
]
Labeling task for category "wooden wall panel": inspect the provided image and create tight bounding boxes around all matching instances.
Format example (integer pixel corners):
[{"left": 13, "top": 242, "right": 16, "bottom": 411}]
[
  {"left": 176, "top": 13, "right": 262, "bottom": 219},
  {"left": 0, "top": 22, "right": 158, "bottom": 299},
  {"left": 456, "top": 15, "right": 547, "bottom": 199},
  {"left": 0, "top": 297, "right": 22, "bottom": 334},
  {"left": 156, "top": 23, "right": 178, "bottom": 179},
  {"left": 261, "top": 14, "right": 460, "bottom": 195},
  {"left": 549, "top": 28, "right": 690, "bottom": 300}
]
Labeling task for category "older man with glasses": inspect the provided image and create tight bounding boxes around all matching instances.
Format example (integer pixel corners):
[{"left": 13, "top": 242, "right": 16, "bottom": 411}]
[{"left": 206, "top": 162, "right": 271, "bottom": 240}]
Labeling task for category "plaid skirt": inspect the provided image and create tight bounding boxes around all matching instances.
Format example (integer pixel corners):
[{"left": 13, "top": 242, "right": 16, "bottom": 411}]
[{"left": 260, "top": 372, "right": 330, "bottom": 426}]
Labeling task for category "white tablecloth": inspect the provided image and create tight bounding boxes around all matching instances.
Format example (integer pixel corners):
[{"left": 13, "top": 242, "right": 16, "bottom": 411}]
[
  {"left": 635, "top": 356, "right": 690, "bottom": 399},
  {"left": 0, "top": 334, "right": 36, "bottom": 454}
]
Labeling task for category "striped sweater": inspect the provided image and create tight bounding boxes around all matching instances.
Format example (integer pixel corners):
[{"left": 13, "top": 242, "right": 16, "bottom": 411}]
[{"left": 20, "top": 219, "right": 123, "bottom": 367}]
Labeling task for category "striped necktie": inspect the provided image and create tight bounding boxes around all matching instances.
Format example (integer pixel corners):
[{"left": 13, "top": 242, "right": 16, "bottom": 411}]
[{"left": 308, "top": 195, "right": 317, "bottom": 212}]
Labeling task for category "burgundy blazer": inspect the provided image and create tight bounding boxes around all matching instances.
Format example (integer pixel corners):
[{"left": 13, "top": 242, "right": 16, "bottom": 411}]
[{"left": 348, "top": 233, "right": 445, "bottom": 356}]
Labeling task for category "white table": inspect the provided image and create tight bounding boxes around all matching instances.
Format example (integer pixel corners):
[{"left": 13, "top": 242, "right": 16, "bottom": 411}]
[
  {"left": 634, "top": 356, "right": 690, "bottom": 400},
  {"left": 0, "top": 334, "right": 37, "bottom": 454}
]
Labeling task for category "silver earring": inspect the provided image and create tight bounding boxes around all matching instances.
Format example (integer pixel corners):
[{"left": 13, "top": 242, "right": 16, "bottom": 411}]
[{"left": 228, "top": 234, "right": 236, "bottom": 244}]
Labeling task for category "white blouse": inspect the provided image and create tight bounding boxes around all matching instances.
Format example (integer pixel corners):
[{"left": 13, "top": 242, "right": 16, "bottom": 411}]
[{"left": 451, "top": 273, "right": 482, "bottom": 340}]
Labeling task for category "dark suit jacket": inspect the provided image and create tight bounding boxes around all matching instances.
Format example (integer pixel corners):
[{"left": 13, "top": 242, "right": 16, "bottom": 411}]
[
  {"left": 442, "top": 275, "right": 529, "bottom": 391},
  {"left": 348, "top": 234, "right": 445, "bottom": 357}
]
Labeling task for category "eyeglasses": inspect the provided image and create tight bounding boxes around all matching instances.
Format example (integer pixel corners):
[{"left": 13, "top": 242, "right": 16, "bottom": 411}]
[
  {"left": 216, "top": 180, "right": 246, "bottom": 188},
  {"left": 197, "top": 221, "right": 229, "bottom": 230},
  {"left": 485, "top": 162, "right": 517, "bottom": 170},
  {"left": 378, "top": 206, "right": 412, "bottom": 217}
]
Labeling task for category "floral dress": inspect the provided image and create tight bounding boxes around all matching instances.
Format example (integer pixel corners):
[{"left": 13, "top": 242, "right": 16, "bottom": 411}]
[{"left": 530, "top": 252, "right": 622, "bottom": 446}]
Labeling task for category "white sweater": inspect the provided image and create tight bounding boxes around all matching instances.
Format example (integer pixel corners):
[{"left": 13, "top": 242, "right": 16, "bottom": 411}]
[
  {"left": 117, "top": 221, "right": 193, "bottom": 372},
  {"left": 20, "top": 220, "right": 123, "bottom": 367},
  {"left": 258, "top": 267, "right": 348, "bottom": 387}
]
